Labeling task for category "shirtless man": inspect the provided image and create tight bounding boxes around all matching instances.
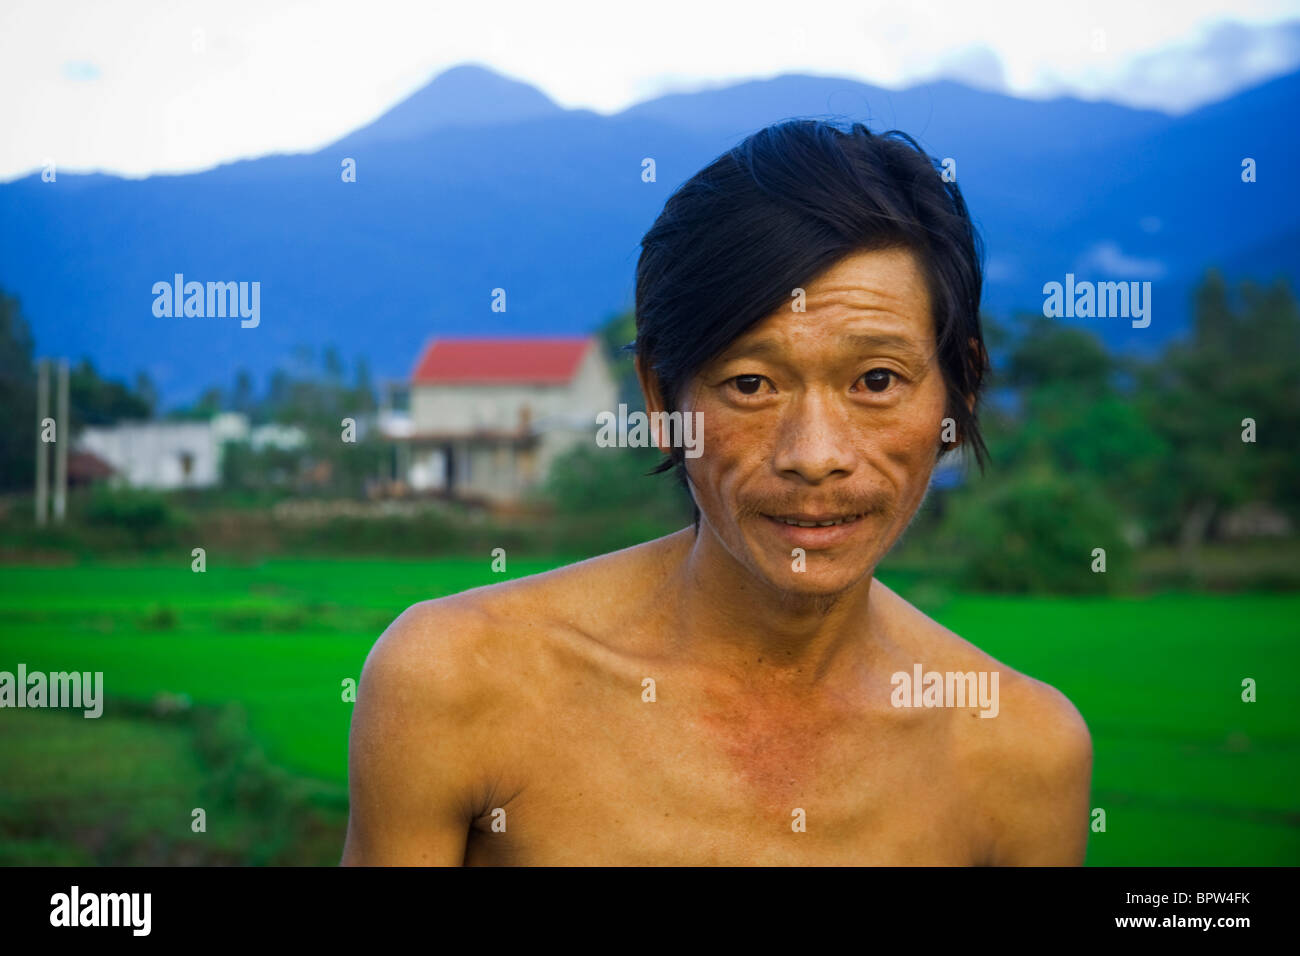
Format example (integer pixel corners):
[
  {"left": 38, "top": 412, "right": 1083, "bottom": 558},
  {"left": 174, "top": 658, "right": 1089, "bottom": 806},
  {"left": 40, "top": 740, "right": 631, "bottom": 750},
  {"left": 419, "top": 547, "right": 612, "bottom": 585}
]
[{"left": 342, "top": 120, "right": 1093, "bottom": 866}]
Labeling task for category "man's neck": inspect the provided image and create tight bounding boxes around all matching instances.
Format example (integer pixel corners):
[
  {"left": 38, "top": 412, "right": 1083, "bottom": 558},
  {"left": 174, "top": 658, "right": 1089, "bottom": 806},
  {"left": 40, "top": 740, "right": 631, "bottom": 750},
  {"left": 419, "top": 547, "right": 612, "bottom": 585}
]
[{"left": 661, "top": 524, "right": 881, "bottom": 689}]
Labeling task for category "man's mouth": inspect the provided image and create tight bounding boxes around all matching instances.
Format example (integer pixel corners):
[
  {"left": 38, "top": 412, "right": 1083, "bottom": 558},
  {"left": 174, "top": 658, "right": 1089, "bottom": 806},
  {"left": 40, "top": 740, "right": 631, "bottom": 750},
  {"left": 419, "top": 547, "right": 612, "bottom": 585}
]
[
  {"left": 764, "top": 512, "right": 866, "bottom": 528},
  {"left": 757, "top": 509, "right": 874, "bottom": 552}
]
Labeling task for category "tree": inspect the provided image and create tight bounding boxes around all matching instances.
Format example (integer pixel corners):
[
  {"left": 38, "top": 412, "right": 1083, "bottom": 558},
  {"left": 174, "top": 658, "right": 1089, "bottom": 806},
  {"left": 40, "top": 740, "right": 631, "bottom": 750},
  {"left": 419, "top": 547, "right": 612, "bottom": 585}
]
[
  {"left": 1002, "top": 314, "right": 1113, "bottom": 395},
  {"left": 0, "top": 290, "right": 36, "bottom": 491},
  {"left": 231, "top": 369, "right": 256, "bottom": 418},
  {"left": 942, "top": 462, "right": 1133, "bottom": 594},
  {"left": 68, "top": 357, "right": 154, "bottom": 426},
  {"left": 597, "top": 310, "right": 641, "bottom": 409},
  {"left": 1139, "top": 271, "right": 1300, "bottom": 547},
  {"left": 977, "top": 315, "right": 1166, "bottom": 529}
]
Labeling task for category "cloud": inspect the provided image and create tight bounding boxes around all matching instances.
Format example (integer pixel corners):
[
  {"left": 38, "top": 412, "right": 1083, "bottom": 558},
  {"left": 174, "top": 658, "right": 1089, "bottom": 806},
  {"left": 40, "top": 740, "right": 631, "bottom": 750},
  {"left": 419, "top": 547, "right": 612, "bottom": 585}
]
[
  {"left": 984, "top": 255, "right": 1021, "bottom": 283},
  {"left": 930, "top": 45, "right": 1008, "bottom": 92},
  {"left": 1108, "top": 18, "right": 1300, "bottom": 112},
  {"left": 1077, "top": 241, "right": 1167, "bottom": 279},
  {"left": 4, "top": 2, "right": 1297, "bottom": 179},
  {"left": 61, "top": 61, "right": 101, "bottom": 82}
]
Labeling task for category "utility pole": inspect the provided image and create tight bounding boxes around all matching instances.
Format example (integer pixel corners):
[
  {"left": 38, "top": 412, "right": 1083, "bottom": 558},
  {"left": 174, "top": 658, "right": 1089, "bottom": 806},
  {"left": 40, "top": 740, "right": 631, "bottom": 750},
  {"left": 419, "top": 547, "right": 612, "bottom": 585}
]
[{"left": 54, "top": 358, "right": 68, "bottom": 523}]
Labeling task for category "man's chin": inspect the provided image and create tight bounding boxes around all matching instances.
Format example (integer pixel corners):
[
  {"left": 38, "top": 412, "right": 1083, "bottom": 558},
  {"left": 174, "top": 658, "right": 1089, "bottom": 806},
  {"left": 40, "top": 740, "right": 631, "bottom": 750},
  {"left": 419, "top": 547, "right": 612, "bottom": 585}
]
[
  {"left": 755, "top": 555, "right": 876, "bottom": 602},
  {"left": 741, "top": 515, "right": 886, "bottom": 589}
]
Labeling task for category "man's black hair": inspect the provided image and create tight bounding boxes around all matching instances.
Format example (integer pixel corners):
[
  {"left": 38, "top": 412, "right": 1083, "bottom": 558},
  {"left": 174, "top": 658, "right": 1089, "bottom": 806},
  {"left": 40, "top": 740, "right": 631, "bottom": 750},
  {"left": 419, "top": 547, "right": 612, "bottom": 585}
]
[{"left": 633, "top": 117, "right": 989, "bottom": 526}]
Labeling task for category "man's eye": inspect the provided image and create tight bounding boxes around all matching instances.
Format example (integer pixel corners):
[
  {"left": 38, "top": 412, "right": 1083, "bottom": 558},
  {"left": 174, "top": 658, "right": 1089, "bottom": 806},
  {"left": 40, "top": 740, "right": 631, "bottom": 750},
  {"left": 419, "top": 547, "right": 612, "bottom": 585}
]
[
  {"left": 731, "top": 375, "right": 767, "bottom": 395},
  {"left": 858, "top": 369, "right": 895, "bottom": 393}
]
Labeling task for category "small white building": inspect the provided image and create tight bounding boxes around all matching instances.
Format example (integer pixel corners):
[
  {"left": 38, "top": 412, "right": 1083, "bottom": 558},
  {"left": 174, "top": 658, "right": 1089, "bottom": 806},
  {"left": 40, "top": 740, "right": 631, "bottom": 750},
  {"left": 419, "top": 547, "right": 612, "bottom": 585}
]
[
  {"left": 397, "top": 337, "right": 618, "bottom": 503},
  {"left": 77, "top": 420, "right": 224, "bottom": 489},
  {"left": 76, "top": 413, "right": 307, "bottom": 490}
]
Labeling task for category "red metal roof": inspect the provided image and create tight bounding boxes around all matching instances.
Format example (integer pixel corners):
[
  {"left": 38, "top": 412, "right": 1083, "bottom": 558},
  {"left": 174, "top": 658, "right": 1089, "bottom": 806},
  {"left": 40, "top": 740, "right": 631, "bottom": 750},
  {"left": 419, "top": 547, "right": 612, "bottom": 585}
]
[{"left": 412, "top": 337, "right": 593, "bottom": 384}]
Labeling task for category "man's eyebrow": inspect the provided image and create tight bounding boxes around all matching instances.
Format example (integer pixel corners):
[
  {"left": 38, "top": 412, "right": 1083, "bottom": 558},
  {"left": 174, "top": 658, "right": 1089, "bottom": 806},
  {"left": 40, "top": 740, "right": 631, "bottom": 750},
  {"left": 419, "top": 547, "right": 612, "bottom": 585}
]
[
  {"left": 843, "top": 332, "right": 928, "bottom": 361},
  {"left": 717, "top": 338, "right": 783, "bottom": 362},
  {"left": 718, "top": 332, "right": 928, "bottom": 363}
]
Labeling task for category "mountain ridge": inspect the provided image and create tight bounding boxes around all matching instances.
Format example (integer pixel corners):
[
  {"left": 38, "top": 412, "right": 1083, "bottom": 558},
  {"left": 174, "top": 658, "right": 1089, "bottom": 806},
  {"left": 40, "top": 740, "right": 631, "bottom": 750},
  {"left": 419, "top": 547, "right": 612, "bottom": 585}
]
[{"left": 2, "top": 63, "right": 1295, "bottom": 406}]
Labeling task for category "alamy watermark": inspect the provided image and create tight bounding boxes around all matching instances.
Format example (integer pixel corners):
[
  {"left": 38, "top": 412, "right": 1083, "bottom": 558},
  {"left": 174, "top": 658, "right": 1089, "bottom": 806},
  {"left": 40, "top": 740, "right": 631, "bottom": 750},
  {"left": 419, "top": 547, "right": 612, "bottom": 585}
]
[
  {"left": 890, "top": 664, "right": 999, "bottom": 718},
  {"left": 152, "top": 274, "right": 260, "bottom": 328},
  {"left": 0, "top": 663, "right": 103, "bottom": 717},
  {"left": 595, "top": 403, "right": 703, "bottom": 458},
  {"left": 50, "top": 886, "right": 150, "bottom": 936},
  {"left": 1042, "top": 273, "right": 1151, "bottom": 328}
]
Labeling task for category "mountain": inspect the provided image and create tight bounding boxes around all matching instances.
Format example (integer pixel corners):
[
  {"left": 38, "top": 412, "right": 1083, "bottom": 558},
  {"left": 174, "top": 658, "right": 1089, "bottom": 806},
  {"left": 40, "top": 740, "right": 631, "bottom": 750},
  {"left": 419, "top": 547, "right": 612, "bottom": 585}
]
[
  {"left": 332, "top": 63, "right": 564, "bottom": 149},
  {"left": 620, "top": 73, "right": 1172, "bottom": 155},
  {"left": 1, "top": 63, "right": 1296, "bottom": 406}
]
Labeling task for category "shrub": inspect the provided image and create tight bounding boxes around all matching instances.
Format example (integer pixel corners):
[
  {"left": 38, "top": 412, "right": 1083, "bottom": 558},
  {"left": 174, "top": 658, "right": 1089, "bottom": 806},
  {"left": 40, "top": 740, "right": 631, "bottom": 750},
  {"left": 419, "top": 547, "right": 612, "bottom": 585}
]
[
  {"left": 941, "top": 464, "right": 1133, "bottom": 594},
  {"left": 85, "top": 485, "right": 187, "bottom": 533}
]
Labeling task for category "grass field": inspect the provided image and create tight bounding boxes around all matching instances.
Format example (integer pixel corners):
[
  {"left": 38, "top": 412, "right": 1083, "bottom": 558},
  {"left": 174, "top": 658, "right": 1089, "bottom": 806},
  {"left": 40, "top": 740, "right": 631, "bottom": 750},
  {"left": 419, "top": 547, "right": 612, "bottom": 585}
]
[{"left": 1, "top": 557, "right": 1296, "bottom": 865}]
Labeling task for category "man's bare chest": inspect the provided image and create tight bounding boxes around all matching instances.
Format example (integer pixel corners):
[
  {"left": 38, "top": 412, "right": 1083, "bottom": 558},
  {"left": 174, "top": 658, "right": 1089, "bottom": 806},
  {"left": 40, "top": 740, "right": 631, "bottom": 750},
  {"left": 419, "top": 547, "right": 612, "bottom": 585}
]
[{"left": 463, "top": 677, "right": 985, "bottom": 865}]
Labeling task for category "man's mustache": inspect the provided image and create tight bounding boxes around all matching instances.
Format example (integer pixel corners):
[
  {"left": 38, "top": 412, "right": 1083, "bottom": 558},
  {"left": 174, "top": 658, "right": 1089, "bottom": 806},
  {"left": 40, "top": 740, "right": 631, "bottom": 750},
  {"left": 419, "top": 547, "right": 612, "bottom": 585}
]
[{"left": 736, "top": 488, "right": 895, "bottom": 520}]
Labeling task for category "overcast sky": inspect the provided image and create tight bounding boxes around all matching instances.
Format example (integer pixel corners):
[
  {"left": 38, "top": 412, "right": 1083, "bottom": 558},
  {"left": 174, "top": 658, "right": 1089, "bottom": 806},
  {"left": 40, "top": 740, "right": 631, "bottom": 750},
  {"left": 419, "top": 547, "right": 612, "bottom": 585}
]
[{"left": 3, "top": 0, "right": 1299, "bottom": 180}]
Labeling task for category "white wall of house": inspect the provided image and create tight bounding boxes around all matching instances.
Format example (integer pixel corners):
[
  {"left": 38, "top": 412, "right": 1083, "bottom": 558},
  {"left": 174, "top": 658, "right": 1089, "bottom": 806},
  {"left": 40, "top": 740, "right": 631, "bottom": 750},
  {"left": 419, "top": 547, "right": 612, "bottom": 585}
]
[{"left": 78, "top": 421, "right": 222, "bottom": 489}]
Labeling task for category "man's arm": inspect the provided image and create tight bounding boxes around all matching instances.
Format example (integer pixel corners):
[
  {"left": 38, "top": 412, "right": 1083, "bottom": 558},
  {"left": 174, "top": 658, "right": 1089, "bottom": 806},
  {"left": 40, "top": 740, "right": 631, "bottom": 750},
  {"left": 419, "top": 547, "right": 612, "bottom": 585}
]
[
  {"left": 985, "top": 680, "right": 1094, "bottom": 866},
  {"left": 341, "top": 601, "right": 495, "bottom": 866}
]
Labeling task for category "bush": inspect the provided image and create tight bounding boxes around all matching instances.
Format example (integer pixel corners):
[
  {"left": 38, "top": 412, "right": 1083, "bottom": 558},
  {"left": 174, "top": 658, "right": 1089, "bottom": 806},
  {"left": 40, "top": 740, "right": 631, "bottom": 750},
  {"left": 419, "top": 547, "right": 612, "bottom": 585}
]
[
  {"left": 940, "top": 464, "right": 1133, "bottom": 594},
  {"left": 85, "top": 486, "right": 189, "bottom": 534},
  {"left": 545, "top": 442, "right": 692, "bottom": 525}
]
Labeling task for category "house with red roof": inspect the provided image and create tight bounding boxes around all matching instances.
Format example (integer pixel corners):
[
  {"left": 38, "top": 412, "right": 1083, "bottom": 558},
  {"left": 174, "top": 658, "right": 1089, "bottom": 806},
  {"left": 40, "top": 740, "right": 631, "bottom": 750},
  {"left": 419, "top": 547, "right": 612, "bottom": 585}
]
[{"left": 400, "top": 336, "right": 617, "bottom": 502}]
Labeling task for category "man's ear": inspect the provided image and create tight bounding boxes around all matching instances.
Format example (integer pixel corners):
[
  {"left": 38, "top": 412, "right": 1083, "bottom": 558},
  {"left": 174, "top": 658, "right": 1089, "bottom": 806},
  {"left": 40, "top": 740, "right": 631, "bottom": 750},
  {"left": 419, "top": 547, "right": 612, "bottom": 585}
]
[{"left": 633, "top": 354, "right": 673, "bottom": 455}]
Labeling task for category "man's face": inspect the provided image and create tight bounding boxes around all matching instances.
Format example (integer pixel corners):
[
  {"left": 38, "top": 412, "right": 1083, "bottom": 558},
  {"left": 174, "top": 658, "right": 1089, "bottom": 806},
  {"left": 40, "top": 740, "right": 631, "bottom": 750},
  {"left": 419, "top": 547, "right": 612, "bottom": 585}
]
[{"left": 677, "top": 246, "right": 950, "bottom": 598}]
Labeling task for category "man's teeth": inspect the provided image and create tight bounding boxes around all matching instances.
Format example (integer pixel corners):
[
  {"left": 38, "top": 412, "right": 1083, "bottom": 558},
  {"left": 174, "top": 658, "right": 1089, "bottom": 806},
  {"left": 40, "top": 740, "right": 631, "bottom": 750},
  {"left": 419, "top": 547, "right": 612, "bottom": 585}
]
[{"left": 777, "top": 514, "right": 862, "bottom": 527}]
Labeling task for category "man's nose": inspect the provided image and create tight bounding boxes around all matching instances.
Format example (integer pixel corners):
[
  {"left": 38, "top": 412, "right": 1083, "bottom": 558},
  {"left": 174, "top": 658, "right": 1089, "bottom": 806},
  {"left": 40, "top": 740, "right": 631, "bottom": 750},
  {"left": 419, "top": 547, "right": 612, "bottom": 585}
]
[{"left": 770, "top": 391, "right": 856, "bottom": 483}]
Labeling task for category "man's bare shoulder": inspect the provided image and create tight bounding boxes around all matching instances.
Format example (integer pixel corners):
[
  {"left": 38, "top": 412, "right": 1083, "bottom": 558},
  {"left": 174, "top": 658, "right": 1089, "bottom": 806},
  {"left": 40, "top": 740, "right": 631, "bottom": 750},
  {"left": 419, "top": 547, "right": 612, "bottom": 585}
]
[
  {"left": 364, "top": 529, "right": 690, "bottom": 703},
  {"left": 870, "top": 578, "right": 1093, "bottom": 863},
  {"left": 872, "top": 577, "right": 1089, "bottom": 737},
  {"left": 351, "top": 591, "right": 516, "bottom": 781},
  {"left": 345, "top": 577, "right": 541, "bottom": 865}
]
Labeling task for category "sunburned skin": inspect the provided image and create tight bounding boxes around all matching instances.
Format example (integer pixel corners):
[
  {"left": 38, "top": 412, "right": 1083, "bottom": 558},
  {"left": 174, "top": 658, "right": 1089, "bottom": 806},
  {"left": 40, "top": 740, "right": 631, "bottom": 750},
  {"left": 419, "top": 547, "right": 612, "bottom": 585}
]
[{"left": 341, "top": 247, "right": 1094, "bottom": 867}]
